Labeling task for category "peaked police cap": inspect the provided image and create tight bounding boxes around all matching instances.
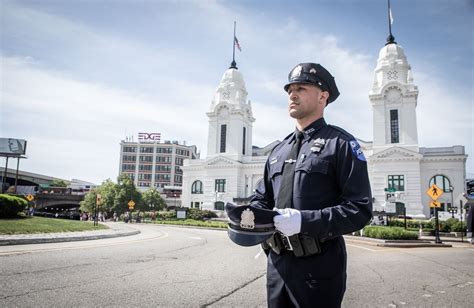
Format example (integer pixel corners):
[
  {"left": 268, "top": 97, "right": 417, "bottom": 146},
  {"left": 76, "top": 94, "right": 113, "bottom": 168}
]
[
  {"left": 284, "top": 63, "right": 340, "bottom": 104},
  {"left": 225, "top": 203, "right": 278, "bottom": 247}
]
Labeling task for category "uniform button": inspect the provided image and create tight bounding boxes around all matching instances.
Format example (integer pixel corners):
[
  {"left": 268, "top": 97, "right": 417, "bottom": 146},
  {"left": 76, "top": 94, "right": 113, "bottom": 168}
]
[{"left": 328, "top": 232, "right": 333, "bottom": 237}]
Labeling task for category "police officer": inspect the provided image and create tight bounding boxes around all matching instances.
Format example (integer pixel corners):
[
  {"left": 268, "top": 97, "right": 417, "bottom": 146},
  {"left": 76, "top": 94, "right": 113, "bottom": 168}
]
[{"left": 251, "top": 63, "right": 373, "bottom": 307}]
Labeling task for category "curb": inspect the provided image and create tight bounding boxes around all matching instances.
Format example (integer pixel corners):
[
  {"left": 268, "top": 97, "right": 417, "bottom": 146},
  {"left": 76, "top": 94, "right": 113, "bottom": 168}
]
[
  {"left": 0, "top": 224, "right": 140, "bottom": 246},
  {"left": 344, "top": 235, "right": 453, "bottom": 248}
]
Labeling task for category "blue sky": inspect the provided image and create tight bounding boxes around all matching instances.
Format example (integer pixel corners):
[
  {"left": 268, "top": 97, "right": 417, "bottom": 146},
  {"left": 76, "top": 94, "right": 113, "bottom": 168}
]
[{"left": 1, "top": 0, "right": 473, "bottom": 184}]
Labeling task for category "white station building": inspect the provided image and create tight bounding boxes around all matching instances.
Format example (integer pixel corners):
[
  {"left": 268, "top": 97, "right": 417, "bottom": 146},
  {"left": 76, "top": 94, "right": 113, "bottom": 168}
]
[
  {"left": 181, "top": 62, "right": 275, "bottom": 211},
  {"left": 182, "top": 36, "right": 468, "bottom": 218},
  {"left": 362, "top": 36, "right": 467, "bottom": 218}
]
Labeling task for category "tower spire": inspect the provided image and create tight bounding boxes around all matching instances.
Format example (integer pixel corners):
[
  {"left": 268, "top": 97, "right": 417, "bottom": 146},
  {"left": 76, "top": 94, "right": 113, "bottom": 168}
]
[
  {"left": 230, "top": 21, "right": 238, "bottom": 69},
  {"left": 385, "top": 0, "right": 397, "bottom": 45}
]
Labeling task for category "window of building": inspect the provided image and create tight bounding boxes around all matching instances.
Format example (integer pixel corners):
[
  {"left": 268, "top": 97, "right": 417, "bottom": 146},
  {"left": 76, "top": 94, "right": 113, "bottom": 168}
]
[
  {"left": 139, "top": 165, "right": 152, "bottom": 171},
  {"left": 122, "top": 155, "right": 136, "bottom": 162},
  {"left": 123, "top": 146, "right": 137, "bottom": 153},
  {"left": 220, "top": 124, "right": 227, "bottom": 153},
  {"left": 388, "top": 175, "right": 404, "bottom": 191},
  {"left": 215, "top": 179, "right": 226, "bottom": 192},
  {"left": 176, "top": 157, "right": 183, "bottom": 165},
  {"left": 429, "top": 175, "right": 451, "bottom": 193},
  {"left": 191, "top": 180, "right": 203, "bottom": 194},
  {"left": 242, "top": 127, "right": 246, "bottom": 155},
  {"left": 214, "top": 201, "right": 225, "bottom": 211},
  {"left": 122, "top": 164, "right": 135, "bottom": 171},
  {"left": 175, "top": 175, "right": 182, "bottom": 183},
  {"left": 140, "top": 147, "right": 154, "bottom": 153},
  {"left": 139, "top": 156, "right": 153, "bottom": 162},
  {"left": 390, "top": 109, "right": 399, "bottom": 143}
]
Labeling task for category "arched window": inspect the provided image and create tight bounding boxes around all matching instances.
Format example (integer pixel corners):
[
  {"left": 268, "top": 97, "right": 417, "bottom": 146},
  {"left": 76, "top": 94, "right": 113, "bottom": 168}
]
[
  {"left": 429, "top": 175, "right": 451, "bottom": 193},
  {"left": 191, "top": 180, "right": 203, "bottom": 194}
]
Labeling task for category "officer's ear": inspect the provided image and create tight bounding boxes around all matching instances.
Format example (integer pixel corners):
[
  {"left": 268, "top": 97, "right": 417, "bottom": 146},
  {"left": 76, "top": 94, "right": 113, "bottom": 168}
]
[{"left": 320, "top": 91, "right": 330, "bottom": 106}]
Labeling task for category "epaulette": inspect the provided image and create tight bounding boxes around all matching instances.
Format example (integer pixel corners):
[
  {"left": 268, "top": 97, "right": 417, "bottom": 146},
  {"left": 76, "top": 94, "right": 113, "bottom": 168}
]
[
  {"left": 269, "top": 132, "right": 293, "bottom": 156},
  {"left": 328, "top": 124, "right": 355, "bottom": 140}
]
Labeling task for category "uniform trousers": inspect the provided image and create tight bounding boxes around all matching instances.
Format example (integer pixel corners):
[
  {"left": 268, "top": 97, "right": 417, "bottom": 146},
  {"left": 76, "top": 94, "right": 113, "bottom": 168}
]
[{"left": 266, "top": 236, "right": 347, "bottom": 308}]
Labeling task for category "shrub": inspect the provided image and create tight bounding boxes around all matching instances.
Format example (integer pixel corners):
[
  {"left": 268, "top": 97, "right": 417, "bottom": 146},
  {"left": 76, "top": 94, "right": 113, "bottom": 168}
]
[
  {"left": 363, "top": 226, "right": 418, "bottom": 240},
  {"left": 159, "top": 210, "right": 177, "bottom": 220},
  {"left": 186, "top": 208, "right": 218, "bottom": 220},
  {"left": 451, "top": 221, "right": 467, "bottom": 232},
  {"left": 0, "top": 194, "right": 28, "bottom": 218},
  {"left": 439, "top": 218, "right": 459, "bottom": 232},
  {"left": 391, "top": 219, "right": 433, "bottom": 230}
]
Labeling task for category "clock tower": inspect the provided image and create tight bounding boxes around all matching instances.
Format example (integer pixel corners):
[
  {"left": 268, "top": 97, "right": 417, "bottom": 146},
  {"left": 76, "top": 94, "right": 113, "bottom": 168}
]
[
  {"left": 206, "top": 64, "right": 255, "bottom": 161},
  {"left": 369, "top": 39, "right": 419, "bottom": 154}
]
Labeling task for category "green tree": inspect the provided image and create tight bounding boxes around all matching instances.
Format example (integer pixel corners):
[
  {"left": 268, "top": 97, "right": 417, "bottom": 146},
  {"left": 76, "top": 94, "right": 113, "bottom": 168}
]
[
  {"left": 114, "top": 174, "right": 141, "bottom": 214},
  {"left": 142, "top": 188, "right": 166, "bottom": 211},
  {"left": 50, "top": 179, "right": 69, "bottom": 187},
  {"left": 98, "top": 179, "right": 118, "bottom": 214},
  {"left": 80, "top": 188, "right": 99, "bottom": 214}
]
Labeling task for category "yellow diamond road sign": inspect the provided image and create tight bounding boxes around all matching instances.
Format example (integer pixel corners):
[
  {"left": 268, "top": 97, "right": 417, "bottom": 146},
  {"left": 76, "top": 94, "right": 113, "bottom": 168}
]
[
  {"left": 429, "top": 200, "right": 441, "bottom": 208},
  {"left": 26, "top": 194, "right": 34, "bottom": 202},
  {"left": 128, "top": 200, "right": 135, "bottom": 209},
  {"left": 426, "top": 184, "right": 443, "bottom": 201}
]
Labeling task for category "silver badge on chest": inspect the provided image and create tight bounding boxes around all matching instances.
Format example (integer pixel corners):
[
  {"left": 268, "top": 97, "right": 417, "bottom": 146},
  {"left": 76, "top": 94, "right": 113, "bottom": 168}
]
[
  {"left": 311, "top": 138, "right": 326, "bottom": 153},
  {"left": 240, "top": 208, "right": 255, "bottom": 230}
]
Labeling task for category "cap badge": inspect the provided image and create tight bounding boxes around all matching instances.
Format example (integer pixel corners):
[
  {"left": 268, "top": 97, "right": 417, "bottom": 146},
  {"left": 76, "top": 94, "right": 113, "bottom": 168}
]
[
  {"left": 240, "top": 208, "right": 255, "bottom": 230},
  {"left": 311, "top": 138, "right": 325, "bottom": 153},
  {"left": 309, "top": 68, "right": 317, "bottom": 74},
  {"left": 291, "top": 65, "right": 303, "bottom": 79}
]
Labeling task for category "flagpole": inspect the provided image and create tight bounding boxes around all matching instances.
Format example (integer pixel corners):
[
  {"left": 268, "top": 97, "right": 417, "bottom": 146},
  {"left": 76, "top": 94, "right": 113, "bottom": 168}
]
[
  {"left": 385, "top": 0, "right": 396, "bottom": 45},
  {"left": 230, "top": 21, "right": 237, "bottom": 69},
  {"left": 388, "top": 0, "right": 392, "bottom": 38}
]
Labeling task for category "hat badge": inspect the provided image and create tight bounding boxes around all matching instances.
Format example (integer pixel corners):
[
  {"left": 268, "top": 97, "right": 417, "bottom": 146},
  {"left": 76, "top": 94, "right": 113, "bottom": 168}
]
[
  {"left": 291, "top": 65, "right": 303, "bottom": 78},
  {"left": 309, "top": 68, "right": 317, "bottom": 74},
  {"left": 240, "top": 208, "right": 255, "bottom": 230}
]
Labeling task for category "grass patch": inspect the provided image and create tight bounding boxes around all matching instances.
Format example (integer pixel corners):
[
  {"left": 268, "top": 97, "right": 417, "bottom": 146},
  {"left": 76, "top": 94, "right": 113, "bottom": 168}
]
[
  {"left": 152, "top": 219, "right": 227, "bottom": 229},
  {"left": 0, "top": 216, "right": 108, "bottom": 235}
]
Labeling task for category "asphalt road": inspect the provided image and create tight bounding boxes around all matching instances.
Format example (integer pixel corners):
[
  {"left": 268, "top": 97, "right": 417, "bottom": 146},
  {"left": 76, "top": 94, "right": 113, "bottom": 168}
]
[{"left": 1, "top": 223, "right": 473, "bottom": 307}]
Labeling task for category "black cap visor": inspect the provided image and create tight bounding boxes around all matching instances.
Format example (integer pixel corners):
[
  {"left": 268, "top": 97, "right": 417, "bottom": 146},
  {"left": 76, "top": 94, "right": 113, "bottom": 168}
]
[{"left": 227, "top": 228, "right": 274, "bottom": 247}]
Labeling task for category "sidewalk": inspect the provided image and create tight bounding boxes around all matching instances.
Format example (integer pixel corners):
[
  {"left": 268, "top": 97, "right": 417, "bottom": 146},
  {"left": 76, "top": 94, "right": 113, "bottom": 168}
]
[{"left": 0, "top": 222, "right": 140, "bottom": 246}]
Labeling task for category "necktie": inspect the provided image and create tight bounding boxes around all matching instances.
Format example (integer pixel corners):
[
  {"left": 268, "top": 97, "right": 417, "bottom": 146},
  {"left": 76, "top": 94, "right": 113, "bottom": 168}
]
[{"left": 277, "top": 131, "right": 304, "bottom": 209}]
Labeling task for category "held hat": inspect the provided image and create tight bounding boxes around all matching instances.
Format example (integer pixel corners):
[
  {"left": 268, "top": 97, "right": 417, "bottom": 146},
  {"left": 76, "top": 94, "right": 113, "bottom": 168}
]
[
  {"left": 284, "top": 63, "right": 340, "bottom": 104},
  {"left": 225, "top": 202, "right": 278, "bottom": 247}
]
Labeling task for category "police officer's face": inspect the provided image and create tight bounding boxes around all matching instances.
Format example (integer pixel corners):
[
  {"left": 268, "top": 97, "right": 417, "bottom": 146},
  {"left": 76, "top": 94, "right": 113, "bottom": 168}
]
[{"left": 287, "top": 83, "right": 328, "bottom": 121}]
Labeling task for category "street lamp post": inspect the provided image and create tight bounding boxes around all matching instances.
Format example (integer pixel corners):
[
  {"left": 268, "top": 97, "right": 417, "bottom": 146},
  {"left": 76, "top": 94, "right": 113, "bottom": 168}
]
[{"left": 449, "top": 186, "right": 455, "bottom": 218}]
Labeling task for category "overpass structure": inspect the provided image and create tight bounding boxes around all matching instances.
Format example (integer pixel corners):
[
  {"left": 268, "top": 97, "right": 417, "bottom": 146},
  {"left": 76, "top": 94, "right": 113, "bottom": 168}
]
[
  {"left": 0, "top": 167, "right": 67, "bottom": 188},
  {"left": 0, "top": 167, "right": 88, "bottom": 214}
]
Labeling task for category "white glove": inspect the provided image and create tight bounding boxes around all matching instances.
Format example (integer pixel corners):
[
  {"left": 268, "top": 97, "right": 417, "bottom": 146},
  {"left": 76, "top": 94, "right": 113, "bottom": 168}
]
[{"left": 273, "top": 208, "right": 302, "bottom": 236}]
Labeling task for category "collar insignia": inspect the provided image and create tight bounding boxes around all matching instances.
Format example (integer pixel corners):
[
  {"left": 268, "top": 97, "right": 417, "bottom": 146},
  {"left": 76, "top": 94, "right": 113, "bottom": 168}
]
[
  {"left": 305, "top": 128, "right": 315, "bottom": 134},
  {"left": 240, "top": 209, "right": 255, "bottom": 230},
  {"left": 270, "top": 157, "right": 278, "bottom": 165}
]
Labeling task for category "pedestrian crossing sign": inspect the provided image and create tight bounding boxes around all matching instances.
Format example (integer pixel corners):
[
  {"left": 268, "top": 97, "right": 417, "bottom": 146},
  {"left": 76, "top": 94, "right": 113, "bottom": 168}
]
[
  {"left": 26, "top": 194, "right": 34, "bottom": 202},
  {"left": 426, "top": 184, "right": 443, "bottom": 200}
]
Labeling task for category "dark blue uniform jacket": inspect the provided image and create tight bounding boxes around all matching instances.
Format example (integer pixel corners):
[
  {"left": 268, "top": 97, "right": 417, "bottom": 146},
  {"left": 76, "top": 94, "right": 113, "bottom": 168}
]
[{"left": 251, "top": 117, "right": 372, "bottom": 242}]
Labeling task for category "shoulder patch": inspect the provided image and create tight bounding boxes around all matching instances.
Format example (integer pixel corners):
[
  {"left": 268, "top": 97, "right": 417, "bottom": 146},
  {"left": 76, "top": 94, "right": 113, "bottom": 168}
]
[{"left": 349, "top": 140, "right": 366, "bottom": 161}]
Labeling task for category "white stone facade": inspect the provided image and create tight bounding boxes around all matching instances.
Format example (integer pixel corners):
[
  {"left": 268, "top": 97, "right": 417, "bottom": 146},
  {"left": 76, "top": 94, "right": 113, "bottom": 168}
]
[
  {"left": 365, "top": 42, "right": 467, "bottom": 218},
  {"left": 181, "top": 67, "right": 272, "bottom": 211}
]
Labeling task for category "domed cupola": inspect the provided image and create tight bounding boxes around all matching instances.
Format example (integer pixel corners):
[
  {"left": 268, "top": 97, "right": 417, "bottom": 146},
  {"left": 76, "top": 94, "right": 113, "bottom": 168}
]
[{"left": 209, "top": 68, "right": 249, "bottom": 111}]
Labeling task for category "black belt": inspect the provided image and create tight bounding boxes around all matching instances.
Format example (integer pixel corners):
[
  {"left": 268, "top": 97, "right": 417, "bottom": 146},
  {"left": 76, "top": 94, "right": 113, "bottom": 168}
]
[{"left": 265, "top": 232, "right": 321, "bottom": 257}]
